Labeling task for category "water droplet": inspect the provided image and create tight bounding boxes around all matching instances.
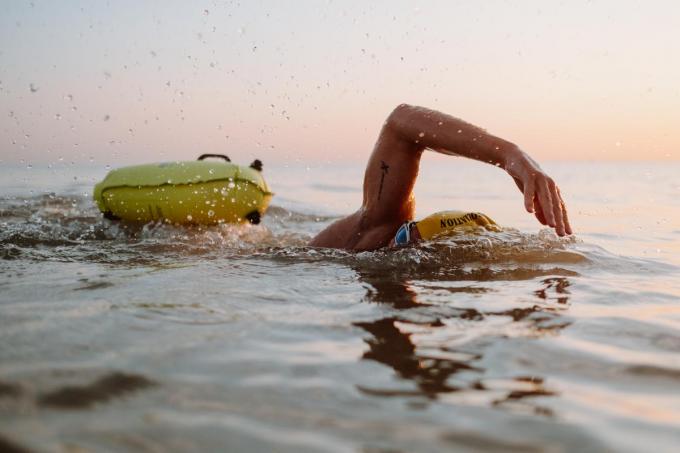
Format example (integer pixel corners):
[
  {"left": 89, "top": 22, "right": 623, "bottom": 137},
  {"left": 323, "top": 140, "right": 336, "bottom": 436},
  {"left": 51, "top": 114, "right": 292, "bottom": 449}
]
[
  {"left": 207, "top": 210, "right": 215, "bottom": 217},
  {"left": 418, "top": 132, "right": 425, "bottom": 137},
  {"left": 55, "top": 113, "right": 62, "bottom": 120},
  {"left": 208, "top": 169, "right": 214, "bottom": 174},
  {"left": 457, "top": 129, "right": 462, "bottom": 134},
  {"left": 438, "top": 122, "right": 443, "bottom": 126},
  {"left": 186, "top": 214, "right": 193, "bottom": 221}
]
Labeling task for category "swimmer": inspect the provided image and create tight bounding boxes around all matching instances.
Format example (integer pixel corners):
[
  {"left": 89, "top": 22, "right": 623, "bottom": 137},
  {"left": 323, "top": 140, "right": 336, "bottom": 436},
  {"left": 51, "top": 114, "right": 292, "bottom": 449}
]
[{"left": 309, "top": 104, "right": 572, "bottom": 250}]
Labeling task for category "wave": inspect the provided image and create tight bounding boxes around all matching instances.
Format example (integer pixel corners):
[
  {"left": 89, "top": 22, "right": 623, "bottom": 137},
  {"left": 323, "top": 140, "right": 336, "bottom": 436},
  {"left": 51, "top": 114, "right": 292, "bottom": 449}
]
[{"left": 1, "top": 194, "right": 673, "bottom": 278}]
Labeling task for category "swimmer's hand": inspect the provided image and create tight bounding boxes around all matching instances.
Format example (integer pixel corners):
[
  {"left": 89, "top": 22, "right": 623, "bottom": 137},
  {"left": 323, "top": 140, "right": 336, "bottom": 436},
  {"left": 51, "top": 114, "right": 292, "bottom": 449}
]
[{"left": 506, "top": 151, "right": 572, "bottom": 237}]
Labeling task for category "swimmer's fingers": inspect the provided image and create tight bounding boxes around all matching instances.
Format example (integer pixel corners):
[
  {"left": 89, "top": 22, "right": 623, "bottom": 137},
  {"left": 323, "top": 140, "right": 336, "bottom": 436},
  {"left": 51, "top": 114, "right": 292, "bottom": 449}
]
[
  {"left": 513, "top": 164, "right": 570, "bottom": 235},
  {"left": 558, "top": 187, "right": 573, "bottom": 235},
  {"left": 513, "top": 175, "right": 535, "bottom": 213},
  {"left": 536, "top": 177, "right": 557, "bottom": 228},
  {"left": 534, "top": 194, "right": 548, "bottom": 225},
  {"left": 522, "top": 179, "right": 535, "bottom": 213},
  {"left": 549, "top": 181, "right": 566, "bottom": 236}
]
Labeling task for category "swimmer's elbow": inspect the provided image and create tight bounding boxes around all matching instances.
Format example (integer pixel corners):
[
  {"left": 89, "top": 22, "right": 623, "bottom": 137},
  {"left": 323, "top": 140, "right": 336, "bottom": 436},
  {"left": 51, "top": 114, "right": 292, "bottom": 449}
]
[{"left": 385, "top": 103, "right": 415, "bottom": 134}]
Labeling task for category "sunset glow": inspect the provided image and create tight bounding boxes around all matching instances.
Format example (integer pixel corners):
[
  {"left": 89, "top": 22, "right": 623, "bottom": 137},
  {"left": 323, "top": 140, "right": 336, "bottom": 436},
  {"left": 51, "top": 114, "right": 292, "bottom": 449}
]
[{"left": 1, "top": 0, "right": 679, "bottom": 165}]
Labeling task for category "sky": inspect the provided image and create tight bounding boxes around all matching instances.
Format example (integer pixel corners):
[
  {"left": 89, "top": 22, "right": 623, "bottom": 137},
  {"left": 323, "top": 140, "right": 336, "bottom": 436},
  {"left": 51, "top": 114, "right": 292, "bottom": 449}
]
[{"left": 1, "top": 0, "right": 679, "bottom": 165}]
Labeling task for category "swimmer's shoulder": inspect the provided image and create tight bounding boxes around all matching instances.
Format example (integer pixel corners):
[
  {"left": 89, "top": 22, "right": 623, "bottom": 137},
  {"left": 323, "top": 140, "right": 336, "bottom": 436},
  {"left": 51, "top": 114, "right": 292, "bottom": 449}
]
[{"left": 309, "top": 212, "right": 401, "bottom": 251}]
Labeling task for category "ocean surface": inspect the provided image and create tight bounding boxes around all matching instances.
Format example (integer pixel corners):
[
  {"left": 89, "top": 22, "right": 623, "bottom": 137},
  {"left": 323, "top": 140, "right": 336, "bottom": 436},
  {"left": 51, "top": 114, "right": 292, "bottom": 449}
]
[{"left": 1, "top": 158, "right": 679, "bottom": 452}]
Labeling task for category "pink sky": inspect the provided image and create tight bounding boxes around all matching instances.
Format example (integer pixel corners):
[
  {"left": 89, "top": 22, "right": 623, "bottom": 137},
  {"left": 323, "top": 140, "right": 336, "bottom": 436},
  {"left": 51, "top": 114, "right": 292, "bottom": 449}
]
[{"left": 1, "top": 1, "right": 679, "bottom": 165}]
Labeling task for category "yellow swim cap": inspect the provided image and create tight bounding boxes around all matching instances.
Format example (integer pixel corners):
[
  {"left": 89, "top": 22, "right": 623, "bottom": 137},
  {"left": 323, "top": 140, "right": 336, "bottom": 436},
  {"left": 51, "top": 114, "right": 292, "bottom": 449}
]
[{"left": 415, "top": 210, "right": 500, "bottom": 240}]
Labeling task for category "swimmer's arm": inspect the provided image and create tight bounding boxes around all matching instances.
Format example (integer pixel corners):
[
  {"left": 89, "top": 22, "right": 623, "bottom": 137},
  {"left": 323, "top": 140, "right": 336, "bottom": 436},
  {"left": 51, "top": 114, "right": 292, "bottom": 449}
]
[{"left": 386, "top": 104, "right": 572, "bottom": 236}]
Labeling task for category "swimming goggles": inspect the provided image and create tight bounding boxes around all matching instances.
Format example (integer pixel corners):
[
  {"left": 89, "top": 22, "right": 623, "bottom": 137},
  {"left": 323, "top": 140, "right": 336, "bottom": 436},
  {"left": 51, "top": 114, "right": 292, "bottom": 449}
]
[{"left": 394, "top": 221, "right": 417, "bottom": 246}]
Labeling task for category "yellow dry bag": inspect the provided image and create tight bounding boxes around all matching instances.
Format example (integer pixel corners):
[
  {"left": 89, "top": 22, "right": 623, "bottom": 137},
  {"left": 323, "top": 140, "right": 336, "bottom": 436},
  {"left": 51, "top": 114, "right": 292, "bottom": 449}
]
[{"left": 93, "top": 154, "right": 273, "bottom": 225}]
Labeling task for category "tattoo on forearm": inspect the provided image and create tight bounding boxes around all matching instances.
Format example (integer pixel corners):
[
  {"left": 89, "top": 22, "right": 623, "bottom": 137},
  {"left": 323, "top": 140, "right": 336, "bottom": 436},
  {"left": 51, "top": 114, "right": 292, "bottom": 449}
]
[{"left": 378, "top": 160, "right": 389, "bottom": 201}]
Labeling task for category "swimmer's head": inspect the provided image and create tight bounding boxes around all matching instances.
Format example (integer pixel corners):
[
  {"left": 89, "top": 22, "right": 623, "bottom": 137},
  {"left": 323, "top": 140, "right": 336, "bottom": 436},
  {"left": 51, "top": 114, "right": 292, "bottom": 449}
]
[
  {"left": 416, "top": 211, "right": 499, "bottom": 240},
  {"left": 392, "top": 211, "right": 499, "bottom": 246}
]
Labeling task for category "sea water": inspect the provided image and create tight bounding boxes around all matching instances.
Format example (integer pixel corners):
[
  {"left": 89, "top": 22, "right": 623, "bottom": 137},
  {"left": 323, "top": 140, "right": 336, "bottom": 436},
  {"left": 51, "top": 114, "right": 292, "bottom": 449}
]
[{"left": 1, "top": 158, "right": 679, "bottom": 452}]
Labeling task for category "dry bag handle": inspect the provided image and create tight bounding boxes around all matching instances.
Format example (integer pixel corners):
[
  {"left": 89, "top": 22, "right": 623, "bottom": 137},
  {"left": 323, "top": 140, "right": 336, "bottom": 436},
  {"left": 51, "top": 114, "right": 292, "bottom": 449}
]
[{"left": 198, "top": 153, "right": 231, "bottom": 162}]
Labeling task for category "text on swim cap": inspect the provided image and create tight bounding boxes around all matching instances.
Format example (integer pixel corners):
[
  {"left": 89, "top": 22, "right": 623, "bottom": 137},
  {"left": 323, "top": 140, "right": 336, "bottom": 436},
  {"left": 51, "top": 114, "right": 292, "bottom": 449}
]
[{"left": 439, "top": 212, "right": 479, "bottom": 228}]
